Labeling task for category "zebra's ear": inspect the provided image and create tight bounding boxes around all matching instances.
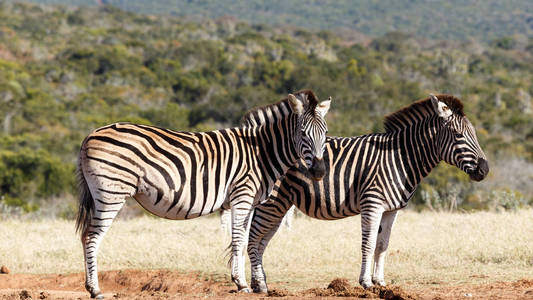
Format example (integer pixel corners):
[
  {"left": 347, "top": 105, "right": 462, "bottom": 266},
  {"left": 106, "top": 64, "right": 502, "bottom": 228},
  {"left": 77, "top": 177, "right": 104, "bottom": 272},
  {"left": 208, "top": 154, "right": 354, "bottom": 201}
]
[
  {"left": 288, "top": 94, "right": 304, "bottom": 115},
  {"left": 430, "top": 94, "right": 452, "bottom": 119},
  {"left": 316, "top": 96, "right": 331, "bottom": 117}
]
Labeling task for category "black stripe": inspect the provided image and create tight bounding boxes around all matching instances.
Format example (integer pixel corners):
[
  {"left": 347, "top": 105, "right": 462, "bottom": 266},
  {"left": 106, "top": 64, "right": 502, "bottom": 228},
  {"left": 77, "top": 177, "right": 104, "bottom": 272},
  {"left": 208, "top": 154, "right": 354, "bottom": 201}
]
[
  {"left": 85, "top": 155, "right": 140, "bottom": 181},
  {"left": 94, "top": 174, "right": 137, "bottom": 189},
  {"left": 97, "top": 188, "right": 130, "bottom": 195}
]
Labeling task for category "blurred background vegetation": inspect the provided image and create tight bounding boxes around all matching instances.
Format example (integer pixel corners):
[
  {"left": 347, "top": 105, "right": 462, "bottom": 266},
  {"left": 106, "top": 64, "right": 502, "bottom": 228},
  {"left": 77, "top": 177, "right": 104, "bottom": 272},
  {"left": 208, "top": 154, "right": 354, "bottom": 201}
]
[{"left": 0, "top": 0, "right": 532, "bottom": 218}]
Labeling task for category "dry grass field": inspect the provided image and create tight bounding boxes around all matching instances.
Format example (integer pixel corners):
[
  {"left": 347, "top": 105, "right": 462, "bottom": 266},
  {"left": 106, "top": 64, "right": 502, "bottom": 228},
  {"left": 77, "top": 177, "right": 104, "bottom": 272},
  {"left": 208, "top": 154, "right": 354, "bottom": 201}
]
[{"left": 0, "top": 209, "right": 532, "bottom": 299}]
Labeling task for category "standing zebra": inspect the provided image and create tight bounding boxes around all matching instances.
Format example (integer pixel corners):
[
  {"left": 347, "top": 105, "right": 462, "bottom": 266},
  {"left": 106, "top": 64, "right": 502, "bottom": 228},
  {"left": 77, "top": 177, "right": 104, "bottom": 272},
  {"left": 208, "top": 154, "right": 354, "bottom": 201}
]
[
  {"left": 76, "top": 90, "right": 331, "bottom": 298},
  {"left": 247, "top": 94, "right": 489, "bottom": 293}
]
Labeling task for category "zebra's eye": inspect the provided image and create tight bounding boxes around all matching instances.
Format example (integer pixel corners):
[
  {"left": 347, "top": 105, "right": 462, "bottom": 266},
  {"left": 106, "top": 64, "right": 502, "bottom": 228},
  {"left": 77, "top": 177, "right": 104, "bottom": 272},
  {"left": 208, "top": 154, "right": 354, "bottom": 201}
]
[{"left": 455, "top": 133, "right": 463, "bottom": 139}]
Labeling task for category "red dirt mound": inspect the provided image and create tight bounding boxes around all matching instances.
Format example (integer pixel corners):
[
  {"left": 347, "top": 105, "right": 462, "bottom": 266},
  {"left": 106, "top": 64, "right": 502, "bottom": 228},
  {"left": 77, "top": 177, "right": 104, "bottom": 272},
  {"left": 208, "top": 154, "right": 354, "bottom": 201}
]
[
  {"left": 0, "top": 265, "right": 9, "bottom": 274},
  {"left": 512, "top": 279, "right": 533, "bottom": 288},
  {"left": 267, "top": 288, "right": 290, "bottom": 297},
  {"left": 304, "top": 277, "right": 418, "bottom": 299}
]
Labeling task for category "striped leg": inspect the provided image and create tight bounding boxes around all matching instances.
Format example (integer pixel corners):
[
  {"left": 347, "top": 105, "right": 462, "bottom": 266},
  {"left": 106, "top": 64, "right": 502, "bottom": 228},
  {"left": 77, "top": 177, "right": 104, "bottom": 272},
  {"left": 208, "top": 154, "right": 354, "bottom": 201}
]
[
  {"left": 248, "top": 201, "right": 292, "bottom": 293},
  {"left": 372, "top": 210, "right": 398, "bottom": 286},
  {"left": 359, "top": 203, "right": 384, "bottom": 288},
  {"left": 230, "top": 200, "right": 254, "bottom": 292},
  {"left": 82, "top": 188, "right": 128, "bottom": 298}
]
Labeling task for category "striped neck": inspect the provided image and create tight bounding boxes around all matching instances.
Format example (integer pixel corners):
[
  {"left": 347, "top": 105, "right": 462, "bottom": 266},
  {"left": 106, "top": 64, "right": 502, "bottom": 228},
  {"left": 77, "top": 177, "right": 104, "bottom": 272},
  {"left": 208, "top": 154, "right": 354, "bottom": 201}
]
[
  {"left": 390, "top": 114, "right": 442, "bottom": 194},
  {"left": 249, "top": 111, "right": 300, "bottom": 177},
  {"left": 241, "top": 99, "right": 300, "bottom": 165}
]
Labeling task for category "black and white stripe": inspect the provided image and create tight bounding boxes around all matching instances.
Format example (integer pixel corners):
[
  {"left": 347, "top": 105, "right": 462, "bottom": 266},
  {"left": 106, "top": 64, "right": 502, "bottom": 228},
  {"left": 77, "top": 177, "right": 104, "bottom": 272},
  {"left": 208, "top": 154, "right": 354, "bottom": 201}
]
[
  {"left": 76, "top": 90, "right": 331, "bottom": 298},
  {"left": 220, "top": 205, "right": 296, "bottom": 235},
  {"left": 247, "top": 94, "right": 489, "bottom": 293}
]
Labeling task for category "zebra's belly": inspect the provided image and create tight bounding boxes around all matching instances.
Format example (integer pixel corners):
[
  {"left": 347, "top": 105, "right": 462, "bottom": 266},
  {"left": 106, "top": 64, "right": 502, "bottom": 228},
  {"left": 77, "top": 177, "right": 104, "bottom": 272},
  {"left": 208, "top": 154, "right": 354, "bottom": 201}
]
[
  {"left": 294, "top": 198, "right": 361, "bottom": 220},
  {"left": 133, "top": 180, "right": 227, "bottom": 220}
]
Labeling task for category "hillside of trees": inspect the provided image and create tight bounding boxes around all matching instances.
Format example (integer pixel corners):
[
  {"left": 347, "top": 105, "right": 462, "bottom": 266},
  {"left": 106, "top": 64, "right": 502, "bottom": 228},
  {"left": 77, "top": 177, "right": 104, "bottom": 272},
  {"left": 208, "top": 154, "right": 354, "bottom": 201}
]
[
  {"left": 20, "top": 0, "right": 533, "bottom": 42},
  {"left": 0, "top": 2, "right": 532, "bottom": 217}
]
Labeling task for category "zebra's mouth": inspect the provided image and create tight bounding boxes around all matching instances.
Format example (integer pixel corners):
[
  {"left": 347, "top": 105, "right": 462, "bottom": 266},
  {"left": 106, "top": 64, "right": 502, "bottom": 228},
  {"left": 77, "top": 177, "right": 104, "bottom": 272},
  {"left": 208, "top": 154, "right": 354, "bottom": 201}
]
[
  {"left": 467, "top": 158, "right": 489, "bottom": 182},
  {"left": 468, "top": 171, "right": 485, "bottom": 182},
  {"left": 308, "top": 157, "right": 326, "bottom": 181}
]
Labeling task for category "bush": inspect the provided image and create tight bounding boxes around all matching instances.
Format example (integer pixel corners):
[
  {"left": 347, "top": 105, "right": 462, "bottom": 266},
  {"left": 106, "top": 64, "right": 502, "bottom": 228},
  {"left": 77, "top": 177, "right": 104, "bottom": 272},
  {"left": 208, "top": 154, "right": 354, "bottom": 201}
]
[
  {"left": 140, "top": 102, "right": 191, "bottom": 131},
  {"left": 0, "top": 150, "right": 75, "bottom": 210},
  {"left": 488, "top": 189, "right": 526, "bottom": 212}
]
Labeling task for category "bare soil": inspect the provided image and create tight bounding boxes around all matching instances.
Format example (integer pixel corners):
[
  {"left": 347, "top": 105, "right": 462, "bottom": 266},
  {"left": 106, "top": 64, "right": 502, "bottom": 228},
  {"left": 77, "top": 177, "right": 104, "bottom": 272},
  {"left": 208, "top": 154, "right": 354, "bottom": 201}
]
[{"left": 0, "top": 270, "right": 531, "bottom": 299}]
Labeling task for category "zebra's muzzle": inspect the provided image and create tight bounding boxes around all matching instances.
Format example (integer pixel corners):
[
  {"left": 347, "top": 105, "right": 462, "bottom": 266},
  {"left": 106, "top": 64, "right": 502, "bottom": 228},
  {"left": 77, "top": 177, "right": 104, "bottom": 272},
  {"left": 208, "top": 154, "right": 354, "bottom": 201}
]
[
  {"left": 309, "top": 157, "right": 326, "bottom": 181},
  {"left": 468, "top": 157, "right": 489, "bottom": 182}
]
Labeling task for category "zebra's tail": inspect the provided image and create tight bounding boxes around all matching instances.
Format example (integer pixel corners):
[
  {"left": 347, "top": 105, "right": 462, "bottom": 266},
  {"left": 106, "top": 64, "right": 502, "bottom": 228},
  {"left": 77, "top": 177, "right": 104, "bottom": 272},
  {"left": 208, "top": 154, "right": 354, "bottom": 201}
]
[{"left": 75, "top": 147, "right": 94, "bottom": 237}]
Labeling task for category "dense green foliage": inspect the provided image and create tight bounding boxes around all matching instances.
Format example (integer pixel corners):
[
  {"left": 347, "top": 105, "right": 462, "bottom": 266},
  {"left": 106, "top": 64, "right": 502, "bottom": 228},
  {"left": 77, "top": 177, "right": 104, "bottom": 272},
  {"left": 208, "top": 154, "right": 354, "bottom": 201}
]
[
  {"left": 0, "top": 2, "right": 532, "bottom": 216},
  {"left": 20, "top": 0, "right": 533, "bottom": 42}
]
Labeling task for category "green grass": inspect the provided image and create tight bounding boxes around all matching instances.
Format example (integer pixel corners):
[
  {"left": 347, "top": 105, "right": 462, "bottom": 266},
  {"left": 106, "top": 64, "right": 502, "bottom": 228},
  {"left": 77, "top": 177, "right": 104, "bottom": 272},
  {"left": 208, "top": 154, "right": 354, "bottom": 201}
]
[{"left": 0, "top": 210, "right": 531, "bottom": 290}]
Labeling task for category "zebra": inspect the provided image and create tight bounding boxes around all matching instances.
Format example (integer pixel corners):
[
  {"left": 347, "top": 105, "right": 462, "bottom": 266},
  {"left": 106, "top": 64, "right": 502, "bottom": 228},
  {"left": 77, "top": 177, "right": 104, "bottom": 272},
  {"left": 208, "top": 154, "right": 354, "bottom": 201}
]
[
  {"left": 246, "top": 94, "right": 489, "bottom": 293},
  {"left": 76, "top": 90, "right": 331, "bottom": 298}
]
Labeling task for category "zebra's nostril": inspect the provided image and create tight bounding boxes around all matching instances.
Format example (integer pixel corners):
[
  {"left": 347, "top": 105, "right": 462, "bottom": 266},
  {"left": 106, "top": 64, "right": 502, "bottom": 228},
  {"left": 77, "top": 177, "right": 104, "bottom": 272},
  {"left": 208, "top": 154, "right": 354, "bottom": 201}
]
[
  {"left": 477, "top": 158, "right": 489, "bottom": 175},
  {"left": 468, "top": 158, "right": 489, "bottom": 181}
]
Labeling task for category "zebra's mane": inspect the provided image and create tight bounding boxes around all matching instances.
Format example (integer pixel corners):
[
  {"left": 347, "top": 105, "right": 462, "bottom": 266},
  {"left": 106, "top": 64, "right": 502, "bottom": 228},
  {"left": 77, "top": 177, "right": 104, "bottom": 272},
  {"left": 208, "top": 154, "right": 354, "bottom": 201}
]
[
  {"left": 384, "top": 94, "right": 465, "bottom": 132},
  {"left": 240, "top": 89, "right": 319, "bottom": 127}
]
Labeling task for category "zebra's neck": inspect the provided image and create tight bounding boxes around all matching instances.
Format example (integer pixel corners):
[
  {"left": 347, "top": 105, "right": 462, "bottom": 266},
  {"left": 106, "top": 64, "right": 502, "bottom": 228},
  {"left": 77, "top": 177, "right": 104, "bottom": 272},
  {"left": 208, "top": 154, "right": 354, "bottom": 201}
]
[
  {"left": 382, "top": 114, "right": 442, "bottom": 200},
  {"left": 240, "top": 100, "right": 300, "bottom": 180},
  {"left": 249, "top": 115, "right": 299, "bottom": 179}
]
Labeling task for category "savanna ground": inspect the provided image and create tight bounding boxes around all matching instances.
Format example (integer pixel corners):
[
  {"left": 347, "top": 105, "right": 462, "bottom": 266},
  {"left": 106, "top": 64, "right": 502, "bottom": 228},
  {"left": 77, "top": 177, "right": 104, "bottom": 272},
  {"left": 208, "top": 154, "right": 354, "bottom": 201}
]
[{"left": 0, "top": 210, "right": 532, "bottom": 299}]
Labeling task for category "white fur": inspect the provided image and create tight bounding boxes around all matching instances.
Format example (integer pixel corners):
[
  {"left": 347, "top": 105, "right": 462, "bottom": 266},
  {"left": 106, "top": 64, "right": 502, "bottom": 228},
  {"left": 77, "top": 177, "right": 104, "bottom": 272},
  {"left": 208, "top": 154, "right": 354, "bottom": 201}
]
[
  {"left": 288, "top": 94, "right": 304, "bottom": 115},
  {"left": 430, "top": 94, "right": 452, "bottom": 119},
  {"left": 316, "top": 97, "right": 332, "bottom": 117}
]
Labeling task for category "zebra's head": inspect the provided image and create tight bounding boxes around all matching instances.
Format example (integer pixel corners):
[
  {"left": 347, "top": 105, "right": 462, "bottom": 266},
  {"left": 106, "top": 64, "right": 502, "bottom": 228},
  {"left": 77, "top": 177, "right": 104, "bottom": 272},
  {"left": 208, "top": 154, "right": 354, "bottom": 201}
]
[
  {"left": 431, "top": 94, "right": 489, "bottom": 181},
  {"left": 287, "top": 92, "right": 331, "bottom": 181}
]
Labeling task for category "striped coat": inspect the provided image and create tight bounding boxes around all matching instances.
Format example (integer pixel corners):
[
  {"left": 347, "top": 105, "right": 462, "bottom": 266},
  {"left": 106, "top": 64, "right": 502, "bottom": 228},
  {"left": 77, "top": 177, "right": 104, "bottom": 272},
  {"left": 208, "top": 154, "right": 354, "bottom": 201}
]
[
  {"left": 247, "top": 95, "right": 489, "bottom": 293},
  {"left": 76, "top": 90, "right": 331, "bottom": 298}
]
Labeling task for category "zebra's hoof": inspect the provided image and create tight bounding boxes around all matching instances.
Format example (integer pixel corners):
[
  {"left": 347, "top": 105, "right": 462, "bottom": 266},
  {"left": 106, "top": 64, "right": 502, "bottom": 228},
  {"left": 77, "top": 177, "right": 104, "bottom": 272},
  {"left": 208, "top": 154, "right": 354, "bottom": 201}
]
[
  {"left": 372, "top": 278, "right": 386, "bottom": 286},
  {"left": 86, "top": 283, "right": 103, "bottom": 299},
  {"left": 251, "top": 279, "right": 268, "bottom": 293},
  {"left": 252, "top": 285, "right": 268, "bottom": 294},
  {"left": 238, "top": 287, "right": 252, "bottom": 293},
  {"left": 359, "top": 280, "right": 374, "bottom": 289},
  {"left": 252, "top": 287, "right": 268, "bottom": 294}
]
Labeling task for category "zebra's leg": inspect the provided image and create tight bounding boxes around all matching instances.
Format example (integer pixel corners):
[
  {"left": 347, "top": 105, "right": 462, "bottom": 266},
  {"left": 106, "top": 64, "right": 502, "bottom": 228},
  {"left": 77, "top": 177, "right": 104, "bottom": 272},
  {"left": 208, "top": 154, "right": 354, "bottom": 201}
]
[
  {"left": 83, "top": 191, "right": 128, "bottom": 298},
  {"left": 358, "top": 205, "right": 384, "bottom": 289},
  {"left": 282, "top": 205, "right": 295, "bottom": 230},
  {"left": 230, "top": 200, "right": 254, "bottom": 292},
  {"left": 248, "top": 200, "right": 292, "bottom": 293},
  {"left": 372, "top": 210, "right": 398, "bottom": 286}
]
